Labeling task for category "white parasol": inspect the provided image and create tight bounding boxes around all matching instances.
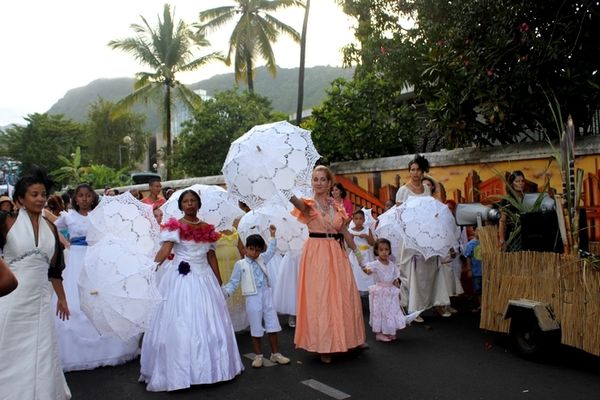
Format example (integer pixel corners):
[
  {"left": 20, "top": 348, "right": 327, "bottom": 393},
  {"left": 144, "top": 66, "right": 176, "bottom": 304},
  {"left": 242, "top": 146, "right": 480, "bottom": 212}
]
[
  {"left": 222, "top": 121, "right": 321, "bottom": 209},
  {"left": 237, "top": 202, "right": 308, "bottom": 253},
  {"left": 86, "top": 191, "right": 160, "bottom": 254},
  {"left": 79, "top": 238, "right": 162, "bottom": 340},
  {"left": 160, "top": 184, "right": 244, "bottom": 231},
  {"left": 397, "top": 196, "right": 458, "bottom": 259},
  {"left": 374, "top": 205, "right": 405, "bottom": 255}
]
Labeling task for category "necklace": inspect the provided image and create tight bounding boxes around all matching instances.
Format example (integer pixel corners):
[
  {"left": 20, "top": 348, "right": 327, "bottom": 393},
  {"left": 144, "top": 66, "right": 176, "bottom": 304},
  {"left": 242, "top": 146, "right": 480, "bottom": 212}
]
[
  {"left": 182, "top": 217, "right": 201, "bottom": 225},
  {"left": 314, "top": 197, "right": 335, "bottom": 230}
]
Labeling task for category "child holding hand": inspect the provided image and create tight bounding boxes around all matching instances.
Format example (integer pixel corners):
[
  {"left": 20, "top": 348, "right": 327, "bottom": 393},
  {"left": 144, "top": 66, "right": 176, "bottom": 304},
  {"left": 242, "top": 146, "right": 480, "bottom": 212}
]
[
  {"left": 222, "top": 225, "right": 291, "bottom": 368},
  {"left": 363, "top": 238, "right": 421, "bottom": 342}
]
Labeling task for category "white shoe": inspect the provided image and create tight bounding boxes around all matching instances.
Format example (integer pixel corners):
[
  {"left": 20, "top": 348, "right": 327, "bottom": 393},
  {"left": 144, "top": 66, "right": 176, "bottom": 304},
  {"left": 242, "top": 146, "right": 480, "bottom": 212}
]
[
  {"left": 252, "top": 354, "right": 264, "bottom": 368},
  {"left": 447, "top": 306, "right": 459, "bottom": 314},
  {"left": 288, "top": 316, "right": 296, "bottom": 328},
  {"left": 269, "top": 353, "right": 290, "bottom": 365}
]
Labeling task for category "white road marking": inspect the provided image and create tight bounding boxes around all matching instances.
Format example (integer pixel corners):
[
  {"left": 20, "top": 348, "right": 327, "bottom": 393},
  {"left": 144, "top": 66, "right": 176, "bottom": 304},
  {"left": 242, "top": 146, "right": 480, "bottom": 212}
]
[{"left": 301, "top": 379, "right": 351, "bottom": 399}]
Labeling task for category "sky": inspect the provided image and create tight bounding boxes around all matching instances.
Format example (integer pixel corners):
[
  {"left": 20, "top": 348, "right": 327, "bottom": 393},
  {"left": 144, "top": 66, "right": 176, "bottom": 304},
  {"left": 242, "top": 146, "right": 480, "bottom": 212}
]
[{"left": 0, "top": 0, "right": 356, "bottom": 126}]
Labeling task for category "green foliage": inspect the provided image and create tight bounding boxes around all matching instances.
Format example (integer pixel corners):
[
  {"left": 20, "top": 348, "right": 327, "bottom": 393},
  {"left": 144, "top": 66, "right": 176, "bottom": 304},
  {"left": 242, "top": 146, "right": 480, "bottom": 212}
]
[
  {"left": 86, "top": 99, "right": 149, "bottom": 169},
  {"left": 0, "top": 113, "right": 88, "bottom": 174},
  {"left": 50, "top": 146, "right": 85, "bottom": 187},
  {"left": 81, "top": 164, "right": 133, "bottom": 189},
  {"left": 197, "top": 0, "right": 303, "bottom": 92},
  {"left": 171, "top": 90, "right": 278, "bottom": 177},
  {"left": 310, "top": 75, "right": 418, "bottom": 163},
  {"left": 338, "top": 0, "right": 600, "bottom": 147}
]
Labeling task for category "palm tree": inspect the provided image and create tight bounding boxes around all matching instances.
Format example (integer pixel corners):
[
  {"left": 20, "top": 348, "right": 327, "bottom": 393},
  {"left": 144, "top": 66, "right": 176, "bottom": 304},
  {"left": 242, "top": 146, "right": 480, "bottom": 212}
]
[
  {"left": 109, "top": 4, "right": 220, "bottom": 178},
  {"left": 197, "top": 0, "right": 304, "bottom": 93},
  {"left": 295, "top": 0, "right": 310, "bottom": 126}
]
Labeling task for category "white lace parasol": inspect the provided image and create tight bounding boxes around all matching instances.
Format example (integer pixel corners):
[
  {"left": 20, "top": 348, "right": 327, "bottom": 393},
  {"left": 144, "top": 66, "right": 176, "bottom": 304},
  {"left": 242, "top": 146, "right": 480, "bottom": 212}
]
[
  {"left": 79, "top": 238, "right": 162, "bottom": 340},
  {"left": 86, "top": 191, "right": 160, "bottom": 254},
  {"left": 397, "top": 196, "right": 459, "bottom": 259},
  {"left": 374, "top": 205, "right": 404, "bottom": 255},
  {"left": 237, "top": 202, "right": 308, "bottom": 253},
  {"left": 159, "top": 184, "right": 244, "bottom": 232},
  {"left": 222, "top": 121, "right": 321, "bottom": 209}
]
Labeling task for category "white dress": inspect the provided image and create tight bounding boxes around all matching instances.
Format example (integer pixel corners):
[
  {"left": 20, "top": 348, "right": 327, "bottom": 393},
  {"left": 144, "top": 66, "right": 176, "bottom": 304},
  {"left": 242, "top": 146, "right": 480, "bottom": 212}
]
[
  {"left": 0, "top": 211, "right": 71, "bottom": 399},
  {"left": 272, "top": 249, "right": 302, "bottom": 315},
  {"left": 348, "top": 226, "right": 375, "bottom": 292},
  {"left": 395, "top": 185, "right": 450, "bottom": 313},
  {"left": 53, "top": 210, "right": 139, "bottom": 371},
  {"left": 367, "top": 259, "right": 408, "bottom": 335},
  {"left": 140, "top": 222, "right": 243, "bottom": 392}
]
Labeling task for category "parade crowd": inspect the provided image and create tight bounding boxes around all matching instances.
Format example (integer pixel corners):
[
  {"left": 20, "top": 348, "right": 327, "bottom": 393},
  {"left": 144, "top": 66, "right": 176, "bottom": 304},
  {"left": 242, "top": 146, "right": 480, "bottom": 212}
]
[{"left": 0, "top": 155, "right": 487, "bottom": 398}]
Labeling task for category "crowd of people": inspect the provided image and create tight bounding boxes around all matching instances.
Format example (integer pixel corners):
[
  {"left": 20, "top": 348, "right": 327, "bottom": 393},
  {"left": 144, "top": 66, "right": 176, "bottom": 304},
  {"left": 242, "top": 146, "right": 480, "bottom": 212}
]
[{"left": 0, "top": 157, "right": 502, "bottom": 397}]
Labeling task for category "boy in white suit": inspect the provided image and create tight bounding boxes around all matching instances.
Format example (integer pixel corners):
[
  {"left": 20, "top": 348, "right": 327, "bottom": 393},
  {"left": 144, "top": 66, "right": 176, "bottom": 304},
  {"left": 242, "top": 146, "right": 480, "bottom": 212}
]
[{"left": 222, "top": 225, "right": 291, "bottom": 368}]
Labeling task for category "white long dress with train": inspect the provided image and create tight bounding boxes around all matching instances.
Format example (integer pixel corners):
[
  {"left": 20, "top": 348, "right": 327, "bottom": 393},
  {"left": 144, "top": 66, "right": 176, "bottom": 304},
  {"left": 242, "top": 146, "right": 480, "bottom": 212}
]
[
  {"left": 140, "top": 221, "right": 243, "bottom": 392},
  {"left": 53, "top": 210, "right": 139, "bottom": 371},
  {"left": 0, "top": 211, "right": 71, "bottom": 399}
]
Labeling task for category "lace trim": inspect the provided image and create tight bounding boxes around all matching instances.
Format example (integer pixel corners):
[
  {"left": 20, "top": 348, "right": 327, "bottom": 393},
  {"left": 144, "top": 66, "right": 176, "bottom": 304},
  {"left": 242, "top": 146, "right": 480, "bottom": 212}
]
[{"left": 6, "top": 248, "right": 50, "bottom": 265}]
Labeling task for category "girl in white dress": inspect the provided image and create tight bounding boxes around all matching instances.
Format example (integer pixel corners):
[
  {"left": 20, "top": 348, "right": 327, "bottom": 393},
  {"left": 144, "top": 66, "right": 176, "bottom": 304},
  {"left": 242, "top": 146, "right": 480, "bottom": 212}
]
[
  {"left": 54, "top": 184, "right": 140, "bottom": 371},
  {"left": 140, "top": 190, "right": 243, "bottom": 392},
  {"left": 348, "top": 210, "right": 375, "bottom": 293},
  {"left": 363, "top": 239, "right": 421, "bottom": 342},
  {"left": 0, "top": 169, "right": 71, "bottom": 399}
]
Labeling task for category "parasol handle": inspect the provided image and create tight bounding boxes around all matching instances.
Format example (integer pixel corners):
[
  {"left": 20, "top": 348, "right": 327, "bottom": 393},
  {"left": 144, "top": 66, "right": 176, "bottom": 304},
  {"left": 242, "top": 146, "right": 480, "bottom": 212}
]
[
  {"left": 90, "top": 290, "right": 99, "bottom": 295},
  {"left": 256, "top": 144, "right": 262, "bottom": 152}
]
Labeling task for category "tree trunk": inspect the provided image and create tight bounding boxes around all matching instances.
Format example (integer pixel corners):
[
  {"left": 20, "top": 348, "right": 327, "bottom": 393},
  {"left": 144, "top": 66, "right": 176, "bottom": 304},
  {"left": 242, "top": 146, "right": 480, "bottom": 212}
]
[
  {"left": 246, "top": 52, "right": 254, "bottom": 93},
  {"left": 164, "top": 83, "right": 172, "bottom": 180},
  {"left": 296, "top": 0, "right": 310, "bottom": 126}
]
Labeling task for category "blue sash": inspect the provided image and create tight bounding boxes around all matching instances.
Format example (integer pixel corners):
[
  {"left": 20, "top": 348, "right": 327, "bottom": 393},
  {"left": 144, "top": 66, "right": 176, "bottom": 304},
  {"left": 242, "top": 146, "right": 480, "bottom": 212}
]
[{"left": 70, "top": 236, "right": 88, "bottom": 246}]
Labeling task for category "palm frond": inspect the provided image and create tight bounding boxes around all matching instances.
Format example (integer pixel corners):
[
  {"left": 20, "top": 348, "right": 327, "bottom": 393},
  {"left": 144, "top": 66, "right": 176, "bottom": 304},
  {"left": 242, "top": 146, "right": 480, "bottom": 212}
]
[{"left": 261, "top": 13, "right": 301, "bottom": 41}]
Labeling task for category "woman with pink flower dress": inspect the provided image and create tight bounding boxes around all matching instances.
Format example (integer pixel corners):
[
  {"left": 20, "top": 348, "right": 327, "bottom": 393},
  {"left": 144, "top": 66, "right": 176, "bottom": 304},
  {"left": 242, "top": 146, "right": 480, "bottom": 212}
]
[{"left": 139, "top": 190, "right": 243, "bottom": 392}]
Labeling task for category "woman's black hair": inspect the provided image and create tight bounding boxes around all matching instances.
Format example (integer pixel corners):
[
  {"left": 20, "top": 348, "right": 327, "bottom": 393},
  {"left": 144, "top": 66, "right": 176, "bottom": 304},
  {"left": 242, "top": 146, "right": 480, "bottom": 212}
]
[
  {"left": 72, "top": 183, "right": 99, "bottom": 212},
  {"left": 373, "top": 238, "right": 392, "bottom": 257},
  {"left": 408, "top": 154, "right": 430, "bottom": 173},
  {"left": 61, "top": 192, "right": 71, "bottom": 207},
  {"left": 508, "top": 170, "right": 525, "bottom": 185},
  {"left": 353, "top": 209, "right": 365, "bottom": 218},
  {"left": 245, "top": 234, "right": 267, "bottom": 251},
  {"left": 12, "top": 167, "right": 55, "bottom": 204},
  {"left": 177, "top": 190, "right": 201, "bottom": 211},
  {"left": 331, "top": 182, "right": 347, "bottom": 198}
]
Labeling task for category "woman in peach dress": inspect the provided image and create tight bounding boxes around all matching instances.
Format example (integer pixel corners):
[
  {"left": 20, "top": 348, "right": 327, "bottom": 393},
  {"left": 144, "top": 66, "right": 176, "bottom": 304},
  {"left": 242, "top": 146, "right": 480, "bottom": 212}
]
[{"left": 290, "top": 166, "right": 366, "bottom": 364}]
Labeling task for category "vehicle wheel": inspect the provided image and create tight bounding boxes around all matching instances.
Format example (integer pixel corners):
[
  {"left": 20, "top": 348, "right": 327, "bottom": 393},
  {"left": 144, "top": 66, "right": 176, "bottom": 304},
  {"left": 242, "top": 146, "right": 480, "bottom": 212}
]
[{"left": 510, "top": 314, "right": 557, "bottom": 360}]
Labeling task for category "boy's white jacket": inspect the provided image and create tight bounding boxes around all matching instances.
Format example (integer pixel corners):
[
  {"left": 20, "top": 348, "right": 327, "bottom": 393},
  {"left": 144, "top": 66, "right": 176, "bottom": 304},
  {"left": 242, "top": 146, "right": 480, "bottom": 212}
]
[{"left": 222, "top": 238, "right": 276, "bottom": 297}]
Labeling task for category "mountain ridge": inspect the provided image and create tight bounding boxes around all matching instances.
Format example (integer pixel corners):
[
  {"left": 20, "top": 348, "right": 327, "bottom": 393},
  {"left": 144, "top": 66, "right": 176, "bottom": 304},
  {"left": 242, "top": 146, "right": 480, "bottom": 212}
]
[{"left": 48, "top": 65, "right": 354, "bottom": 131}]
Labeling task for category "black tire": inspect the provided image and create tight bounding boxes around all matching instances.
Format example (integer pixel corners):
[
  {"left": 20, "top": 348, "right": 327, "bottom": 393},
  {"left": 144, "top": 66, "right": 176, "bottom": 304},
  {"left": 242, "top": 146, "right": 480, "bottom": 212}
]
[{"left": 509, "top": 314, "right": 558, "bottom": 360}]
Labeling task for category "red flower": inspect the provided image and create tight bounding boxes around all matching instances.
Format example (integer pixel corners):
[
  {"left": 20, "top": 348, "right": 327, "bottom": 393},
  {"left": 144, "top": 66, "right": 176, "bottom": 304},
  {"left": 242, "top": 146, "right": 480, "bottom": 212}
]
[
  {"left": 167, "top": 253, "right": 175, "bottom": 260},
  {"left": 380, "top": 46, "right": 387, "bottom": 55},
  {"left": 486, "top": 67, "right": 494, "bottom": 77},
  {"left": 519, "top": 22, "right": 529, "bottom": 32}
]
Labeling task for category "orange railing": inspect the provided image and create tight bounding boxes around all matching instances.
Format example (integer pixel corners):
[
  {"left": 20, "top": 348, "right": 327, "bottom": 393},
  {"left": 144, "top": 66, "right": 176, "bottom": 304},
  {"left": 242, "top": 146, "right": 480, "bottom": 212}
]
[{"left": 335, "top": 175, "right": 385, "bottom": 217}]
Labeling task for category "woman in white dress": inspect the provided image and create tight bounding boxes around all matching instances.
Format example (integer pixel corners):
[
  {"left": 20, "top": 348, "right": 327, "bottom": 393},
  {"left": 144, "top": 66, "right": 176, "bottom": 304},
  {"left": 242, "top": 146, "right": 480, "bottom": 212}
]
[
  {"left": 140, "top": 189, "right": 243, "bottom": 392},
  {"left": 0, "top": 169, "right": 71, "bottom": 399},
  {"left": 54, "top": 184, "right": 139, "bottom": 371},
  {"left": 396, "top": 155, "right": 450, "bottom": 322}
]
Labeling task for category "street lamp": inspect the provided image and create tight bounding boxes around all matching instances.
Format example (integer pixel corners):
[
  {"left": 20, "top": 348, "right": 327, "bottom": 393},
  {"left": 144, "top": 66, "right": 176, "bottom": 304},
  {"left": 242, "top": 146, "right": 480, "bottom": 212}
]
[{"left": 118, "top": 135, "right": 132, "bottom": 167}]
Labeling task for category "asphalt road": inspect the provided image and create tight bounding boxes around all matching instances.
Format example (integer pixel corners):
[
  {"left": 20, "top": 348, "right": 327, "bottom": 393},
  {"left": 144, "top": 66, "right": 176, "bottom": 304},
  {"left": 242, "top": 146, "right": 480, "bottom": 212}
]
[{"left": 66, "top": 299, "right": 600, "bottom": 399}]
